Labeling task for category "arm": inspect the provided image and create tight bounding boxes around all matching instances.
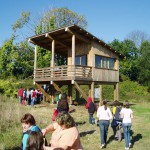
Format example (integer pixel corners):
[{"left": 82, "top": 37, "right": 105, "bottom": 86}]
[
  {"left": 108, "top": 108, "right": 113, "bottom": 120},
  {"left": 130, "top": 109, "right": 133, "bottom": 119},
  {"left": 42, "top": 123, "right": 55, "bottom": 136},
  {"left": 43, "top": 146, "right": 54, "bottom": 150},
  {"left": 44, "top": 145, "right": 67, "bottom": 150}
]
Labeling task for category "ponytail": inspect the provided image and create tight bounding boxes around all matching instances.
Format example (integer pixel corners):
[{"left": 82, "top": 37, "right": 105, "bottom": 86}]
[{"left": 103, "top": 100, "right": 107, "bottom": 110}]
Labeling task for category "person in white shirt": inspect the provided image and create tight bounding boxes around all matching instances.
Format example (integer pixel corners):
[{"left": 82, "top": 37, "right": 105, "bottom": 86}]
[
  {"left": 120, "top": 100, "right": 133, "bottom": 150},
  {"left": 97, "top": 100, "right": 113, "bottom": 149}
]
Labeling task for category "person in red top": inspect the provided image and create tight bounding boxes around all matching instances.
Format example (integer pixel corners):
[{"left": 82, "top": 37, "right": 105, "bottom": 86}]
[
  {"left": 18, "top": 87, "right": 23, "bottom": 104},
  {"left": 86, "top": 97, "right": 97, "bottom": 124}
]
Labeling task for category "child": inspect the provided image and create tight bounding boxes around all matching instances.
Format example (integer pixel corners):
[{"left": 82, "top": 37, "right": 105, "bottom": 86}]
[
  {"left": 21, "top": 113, "right": 41, "bottom": 150},
  {"left": 111, "top": 100, "right": 122, "bottom": 141},
  {"left": 120, "top": 101, "right": 133, "bottom": 150},
  {"left": 26, "top": 131, "right": 44, "bottom": 150},
  {"left": 86, "top": 97, "right": 97, "bottom": 124}
]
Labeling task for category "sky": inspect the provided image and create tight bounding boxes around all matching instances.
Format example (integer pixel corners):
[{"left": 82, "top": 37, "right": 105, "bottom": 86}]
[{"left": 0, "top": 0, "right": 150, "bottom": 46}]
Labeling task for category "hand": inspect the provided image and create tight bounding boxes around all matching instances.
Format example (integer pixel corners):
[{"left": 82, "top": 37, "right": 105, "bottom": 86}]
[{"left": 42, "top": 128, "right": 47, "bottom": 136}]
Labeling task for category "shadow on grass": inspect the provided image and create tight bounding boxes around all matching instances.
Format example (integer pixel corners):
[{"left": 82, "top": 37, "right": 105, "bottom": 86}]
[
  {"left": 6, "top": 147, "right": 20, "bottom": 150},
  {"left": 131, "top": 133, "right": 142, "bottom": 146},
  {"left": 80, "top": 130, "right": 96, "bottom": 137},
  {"left": 76, "top": 121, "right": 86, "bottom": 126},
  {"left": 69, "top": 108, "right": 76, "bottom": 113},
  {"left": 107, "top": 135, "right": 114, "bottom": 144}
]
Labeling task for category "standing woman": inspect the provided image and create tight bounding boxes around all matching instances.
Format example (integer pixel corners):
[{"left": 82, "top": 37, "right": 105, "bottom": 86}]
[
  {"left": 97, "top": 100, "right": 113, "bottom": 149},
  {"left": 120, "top": 101, "right": 133, "bottom": 150}
]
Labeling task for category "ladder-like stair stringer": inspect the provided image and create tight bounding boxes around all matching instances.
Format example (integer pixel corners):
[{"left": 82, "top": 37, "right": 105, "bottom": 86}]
[
  {"left": 53, "top": 82, "right": 63, "bottom": 93},
  {"left": 35, "top": 83, "right": 52, "bottom": 102},
  {"left": 74, "top": 81, "right": 88, "bottom": 101}
]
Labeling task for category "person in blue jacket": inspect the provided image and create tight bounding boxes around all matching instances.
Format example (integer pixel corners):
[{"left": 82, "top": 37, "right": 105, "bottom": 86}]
[{"left": 21, "top": 113, "right": 41, "bottom": 150}]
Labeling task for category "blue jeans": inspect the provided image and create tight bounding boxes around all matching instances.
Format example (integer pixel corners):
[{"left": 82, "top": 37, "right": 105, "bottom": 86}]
[
  {"left": 19, "top": 96, "right": 22, "bottom": 104},
  {"left": 99, "top": 120, "right": 110, "bottom": 145},
  {"left": 31, "top": 98, "right": 36, "bottom": 106},
  {"left": 123, "top": 123, "right": 131, "bottom": 148},
  {"left": 89, "top": 113, "right": 94, "bottom": 124}
]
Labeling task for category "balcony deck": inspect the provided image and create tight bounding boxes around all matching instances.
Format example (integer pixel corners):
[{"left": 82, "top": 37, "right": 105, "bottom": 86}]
[{"left": 34, "top": 65, "right": 92, "bottom": 82}]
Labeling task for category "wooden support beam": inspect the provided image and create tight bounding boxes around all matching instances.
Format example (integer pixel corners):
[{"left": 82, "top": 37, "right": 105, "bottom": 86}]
[
  {"left": 68, "top": 84, "right": 72, "bottom": 104},
  {"left": 100, "top": 84, "right": 102, "bottom": 103},
  {"left": 65, "top": 27, "right": 91, "bottom": 43},
  {"left": 74, "top": 81, "right": 88, "bottom": 101},
  {"left": 28, "top": 38, "right": 36, "bottom": 45},
  {"left": 91, "top": 82, "right": 94, "bottom": 102},
  {"left": 35, "top": 83, "right": 52, "bottom": 102},
  {"left": 45, "top": 33, "right": 69, "bottom": 48},
  {"left": 53, "top": 82, "right": 63, "bottom": 93},
  {"left": 72, "top": 34, "right": 75, "bottom": 66},
  {"left": 114, "top": 83, "right": 119, "bottom": 101},
  {"left": 51, "top": 40, "right": 55, "bottom": 67}
]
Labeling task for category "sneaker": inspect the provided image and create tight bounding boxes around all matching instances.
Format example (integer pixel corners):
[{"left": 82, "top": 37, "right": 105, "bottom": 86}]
[
  {"left": 101, "top": 144, "right": 106, "bottom": 149},
  {"left": 129, "top": 143, "right": 132, "bottom": 148},
  {"left": 125, "top": 147, "right": 129, "bottom": 150}
]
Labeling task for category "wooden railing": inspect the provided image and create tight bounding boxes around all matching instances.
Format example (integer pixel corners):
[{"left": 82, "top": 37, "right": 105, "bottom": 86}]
[{"left": 34, "top": 65, "right": 92, "bottom": 80}]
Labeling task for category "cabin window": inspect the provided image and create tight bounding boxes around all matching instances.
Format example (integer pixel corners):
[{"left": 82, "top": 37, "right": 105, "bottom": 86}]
[
  {"left": 109, "top": 58, "right": 115, "bottom": 69},
  {"left": 75, "top": 55, "right": 87, "bottom": 66},
  {"left": 95, "top": 55, "right": 102, "bottom": 68},
  {"left": 95, "top": 55, "right": 115, "bottom": 69}
]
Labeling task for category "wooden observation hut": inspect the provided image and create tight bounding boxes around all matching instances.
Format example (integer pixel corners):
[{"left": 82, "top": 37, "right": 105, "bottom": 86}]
[{"left": 28, "top": 25, "right": 122, "bottom": 103}]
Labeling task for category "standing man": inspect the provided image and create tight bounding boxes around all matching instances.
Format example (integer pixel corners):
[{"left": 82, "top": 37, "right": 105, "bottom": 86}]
[{"left": 18, "top": 87, "right": 23, "bottom": 104}]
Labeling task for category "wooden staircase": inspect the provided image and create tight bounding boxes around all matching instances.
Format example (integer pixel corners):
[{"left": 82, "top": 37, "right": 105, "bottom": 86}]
[
  {"left": 74, "top": 81, "right": 88, "bottom": 101},
  {"left": 35, "top": 83, "right": 52, "bottom": 102},
  {"left": 53, "top": 82, "right": 63, "bottom": 93}
]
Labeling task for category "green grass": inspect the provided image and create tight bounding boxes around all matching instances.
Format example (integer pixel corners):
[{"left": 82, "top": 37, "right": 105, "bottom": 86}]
[{"left": 0, "top": 95, "right": 150, "bottom": 150}]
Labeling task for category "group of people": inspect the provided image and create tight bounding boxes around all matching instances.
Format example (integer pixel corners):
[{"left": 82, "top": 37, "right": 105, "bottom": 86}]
[
  {"left": 21, "top": 92, "right": 133, "bottom": 150},
  {"left": 86, "top": 98, "right": 133, "bottom": 150},
  {"left": 21, "top": 112, "right": 83, "bottom": 150},
  {"left": 18, "top": 87, "right": 43, "bottom": 106}
]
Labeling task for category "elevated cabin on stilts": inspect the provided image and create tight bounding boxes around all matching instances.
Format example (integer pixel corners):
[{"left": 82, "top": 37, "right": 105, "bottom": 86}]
[{"left": 28, "top": 25, "right": 122, "bottom": 104}]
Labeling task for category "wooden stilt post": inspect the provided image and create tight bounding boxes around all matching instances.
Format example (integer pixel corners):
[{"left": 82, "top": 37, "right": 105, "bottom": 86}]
[
  {"left": 88, "top": 85, "right": 91, "bottom": 97},
  {"left": 100, "top": 84, "right": 102, "bottom": 105},
  {"left": 114, "top": 83, "right": 119, "bottom": 101},
  {"left": 91, "top": 82, "right": 94, "bottom": 102},
  {"left": 68, "top": 84, "right": 72, "bottom": 104}
]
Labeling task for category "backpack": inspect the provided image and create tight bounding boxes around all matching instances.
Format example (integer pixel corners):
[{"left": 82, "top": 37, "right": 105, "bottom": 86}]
[{"left": 114, "top": 106, "right": 122, "bottom": 121}]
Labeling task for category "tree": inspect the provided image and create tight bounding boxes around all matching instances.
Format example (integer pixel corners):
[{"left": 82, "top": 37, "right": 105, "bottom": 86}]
[
  {"left": 138, "top": 41, "right": 150, "bottom": 88},
  {"left": 109, "top": 39, "right": 139, "bottom": 81},
  {"left": 0, "top": 11, "right": 31, "bottom": 79},
  {"left": 34, "top": 7, "right": 87, "bottom": 35},
  {"left": 32, "top": 7, "right": 87, "bottom": 67},
  {"left": 126, "top": 30, "right": 150, "bottom": 48}
]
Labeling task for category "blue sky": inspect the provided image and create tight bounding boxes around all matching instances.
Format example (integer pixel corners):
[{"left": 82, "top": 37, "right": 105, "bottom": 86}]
[{"left": 0, "top": 0, "right": 150, "bottom": 46}]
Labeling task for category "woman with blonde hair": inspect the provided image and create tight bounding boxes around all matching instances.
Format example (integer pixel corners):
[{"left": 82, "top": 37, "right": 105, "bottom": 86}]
[
  {"left": 97, "top": 100, "right": 113, "bottom": 149},
  {"left": 120, "top": 100, "right": 133, "bottom": 150}
]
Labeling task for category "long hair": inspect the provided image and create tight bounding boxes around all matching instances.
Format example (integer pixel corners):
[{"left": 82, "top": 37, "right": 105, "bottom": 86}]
[
  {"left": 123, "top": 100, "right": 130, "bottom": 108},
  {"left": 26, "top": 131, "right": 44, "bottom": 150},
  {"left": 21, "top": 113, "right": 36, "bottom": 125},
  {"left": 103, "top": 100, "right": 107, "bottom": 110}
]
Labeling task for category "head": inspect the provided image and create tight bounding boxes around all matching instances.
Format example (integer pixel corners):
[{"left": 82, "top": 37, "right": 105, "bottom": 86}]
[
  {"left": 56, "top": 112, "right": 75, "bottom": 129},
  {"left": 113, "top": 100, "right": 120, "bottom": 107},
  {"left": 26, "top": 131, "right": 44, "bottom": 150},
  {"left": 21, "top": 113, "right": 36, "bottom": 131},
  {"left": 123, "top": 100, "right": 130, "bottom": 108},
  {"left": 87, "top": 97, "right": 92, "bottom": 103},
  {"left": 102, "top": 100, "right": 107, "bottom": 110},
  {"left": 61, "top": 93, "right": 67, "bottom": 100}
]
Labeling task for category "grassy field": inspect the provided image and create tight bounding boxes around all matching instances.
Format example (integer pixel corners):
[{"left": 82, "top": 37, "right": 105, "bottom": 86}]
[{"left": 0, "top": 95, "right": 150, "bottom": 150}]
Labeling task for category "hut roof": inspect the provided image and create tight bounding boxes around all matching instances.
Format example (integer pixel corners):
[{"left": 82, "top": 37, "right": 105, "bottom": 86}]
[{"left": 29, "top": 24, "right": 123, "bottom": 57}]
